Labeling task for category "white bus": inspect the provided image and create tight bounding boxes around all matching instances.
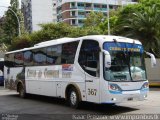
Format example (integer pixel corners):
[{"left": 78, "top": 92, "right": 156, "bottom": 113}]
[{"left": 4, "top": 35, "right": 156, "bottom": 108}]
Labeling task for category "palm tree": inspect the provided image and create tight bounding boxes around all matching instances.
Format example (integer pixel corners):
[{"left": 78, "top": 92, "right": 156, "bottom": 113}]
[{"left": 117, "top": 4, "right": 160, "bottom": 57}]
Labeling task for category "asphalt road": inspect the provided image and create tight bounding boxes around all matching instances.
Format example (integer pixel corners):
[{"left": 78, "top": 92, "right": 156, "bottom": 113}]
[{"left": 0, "top": 87, "right": 160, "bottom": 120}]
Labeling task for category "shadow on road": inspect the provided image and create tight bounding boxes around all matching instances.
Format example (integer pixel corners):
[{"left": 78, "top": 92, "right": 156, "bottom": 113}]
[
  {"left": 10, "top": 94, "right": 138, "bottom": 115},
  {"left": 79, "top": 102, "right": 138, "bottom": 115}
]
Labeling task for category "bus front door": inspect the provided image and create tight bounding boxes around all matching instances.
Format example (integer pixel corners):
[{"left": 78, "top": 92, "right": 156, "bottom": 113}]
[
  {"left": 85, "top": 74, "right": 100, "bottom": 103},
  {"left": 78, "top": 40, "right": 100, "bottom": 103}
]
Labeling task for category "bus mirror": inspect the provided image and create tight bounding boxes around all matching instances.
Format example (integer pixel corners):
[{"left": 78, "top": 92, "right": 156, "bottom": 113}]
[
  {"left": 103, "top": 50, "right": 111, "bottom": 68},
  {"left": 145, "top": 52, "right": 156, "bottom": 67}
]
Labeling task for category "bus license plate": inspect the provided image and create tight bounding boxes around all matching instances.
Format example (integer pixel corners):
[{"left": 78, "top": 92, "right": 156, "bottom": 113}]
[{"left": 128, "top": 97, "right": 133, "bottom": 101}]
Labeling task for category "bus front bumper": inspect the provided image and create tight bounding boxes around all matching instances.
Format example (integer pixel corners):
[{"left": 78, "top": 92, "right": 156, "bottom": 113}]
[{"left": 101, "top": 89, "right": 148, "bottom": 104}]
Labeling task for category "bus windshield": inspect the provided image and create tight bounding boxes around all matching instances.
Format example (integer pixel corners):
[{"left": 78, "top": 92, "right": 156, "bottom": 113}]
[{"left": 103, "top": 42, "right": 147, "bottom": 81}]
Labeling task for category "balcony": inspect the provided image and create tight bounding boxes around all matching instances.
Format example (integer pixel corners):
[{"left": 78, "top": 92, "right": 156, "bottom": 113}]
[
  {"left": 78, "top": 15, "right": 85, "bottom": 18},
  {"left": 70, "top": 15, "right": 77, "bottom": 18},
  {"left": 77, "top": 6, "right": 85, "bottom": 10},
  {"left": 77, "top": 3, "right": 85, "bottom": 10},
  {"left": 85, "top": 3, "right": 92, "bottom": 10},
  {"left": 70, "top": 6, "right": 77, "bottom": 9},
  {"left": 101, "top": 8, "right": 107, "bottom": 11},
  {"left": 93, "top": 7, "right": 101, "bottom": 11}
]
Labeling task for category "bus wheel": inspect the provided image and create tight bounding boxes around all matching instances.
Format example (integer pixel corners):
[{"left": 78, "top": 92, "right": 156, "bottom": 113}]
[
  {"left": 18, "top": 84, "right": 26, "bottom": 98},
  {"left": 68, "top": 87, "right": 79, "bottom": 108}
]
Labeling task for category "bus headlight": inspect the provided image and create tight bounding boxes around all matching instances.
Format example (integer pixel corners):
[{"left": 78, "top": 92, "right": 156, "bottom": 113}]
[
  {"left": 141, "top": 82, "right": 149, "bottom": 89},
  {"left": 109, "top": 84, "right": 122, "bottom": 91}
]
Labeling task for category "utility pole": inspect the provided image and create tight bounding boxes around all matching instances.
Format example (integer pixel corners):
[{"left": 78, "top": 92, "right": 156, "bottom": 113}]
[
  {"left": 106, "top": 0, "right": 110, "bottom": 35},
  {"left": 0, "top": 6, "right": 21, "bottom": 36}
]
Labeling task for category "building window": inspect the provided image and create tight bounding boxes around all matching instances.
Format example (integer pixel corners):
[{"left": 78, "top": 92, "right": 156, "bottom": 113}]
[
  {"left": 70, "top": 2, "right": 76, "bottom": 8},
  {"left": 94, "top": 4, "right": 100, "bottom": 8},
  {"left": 77, "top": 2, "right": 85, "bottom": 8},
  {"left": 109, "top": 5, "right": 113, "bottom": 9},
  {"left": 85, "top": 11, "right": 90, "bottom": 16},
  {"left": 86, "top": 3, "right": 91, "bottom": 8},
  {"left": 78, "top": 11, "right": 85, "bottom": 15},
  {"left": 71, "top": 19, "right": 76, "bottom": 25},
  {"left": 71, "top": 11, "right": 76, "bottom": 17},
  {"left": 102, "top": 5, "right": 107, "bottom": 8},
  {"left": 78, "top": 11, "right": 85, "bottom": 18}
]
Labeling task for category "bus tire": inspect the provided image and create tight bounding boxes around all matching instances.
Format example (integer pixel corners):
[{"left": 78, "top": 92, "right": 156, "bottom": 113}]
[
  {"left": 68, "top": 87, "right": 80, "bottom": 108},
  {"left": 18, "top": 84, "right": 26, "bottom": 98}
]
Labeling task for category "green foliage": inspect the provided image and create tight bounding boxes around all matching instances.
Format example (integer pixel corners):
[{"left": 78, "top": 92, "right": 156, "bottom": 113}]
[
  {"left": 83, "top": 11, "right": 106, "bottom": 34},
  {"left": 99, "top": 12, "right": 119, "bottom": 35},
  {"left": 114, "top": 0, "right": 160, "bottom": 57},
  {"left": 9, "top": 22, "right": 103, "bottom": 51},
  {"left": 9, "top": 0, "right": 160, "bottom": 57},
  {"left": 2, "top": 0, "right": 21, "bottom": 44},
  {"left": 140, "top": 0, "right": 160, "bottom": 7},
  {"left": 129, "top": 5, "right": 160, "bottom": 56},
  {"left": 84, "top": 11, "right": 106, "bottom": 27},
  {"left": 9, "top": 34, "right": 31, "bottom": 51}
]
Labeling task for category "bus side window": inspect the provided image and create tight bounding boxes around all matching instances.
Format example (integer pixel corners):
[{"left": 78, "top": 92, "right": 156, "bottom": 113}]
[
  {"left": 5, "top": 54, "right": 15, "bottom": 67},
  {"left": 61, "top": 41, "right": 79, "bottom": 64},
  {"left": 78, "top": 40, "right": 100, "bottom": 77},
  {"left": 15, "top": 52, "right": 24, "bottom": 67},
  {"left": 24, "top": 51, "right": 33, "bottom": 66},
  {"left": 33, "top": 48, "right": 46, "bottom": 66},
  {"left": 46, "top": 45, "right": 62, "bottom": 65}
]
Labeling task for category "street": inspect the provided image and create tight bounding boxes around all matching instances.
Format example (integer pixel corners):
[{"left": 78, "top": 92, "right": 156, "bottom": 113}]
[{"left": 0, "top": 87, "right": 160, "bottom": 120}]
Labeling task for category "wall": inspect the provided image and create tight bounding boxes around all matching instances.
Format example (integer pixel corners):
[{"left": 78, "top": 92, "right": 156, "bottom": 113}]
[
  {"left": 145, "top": 58, "right": 160, "bottom": 83},
  {"left": 31, "top": 0, "right": 56, "bottom": 31}
]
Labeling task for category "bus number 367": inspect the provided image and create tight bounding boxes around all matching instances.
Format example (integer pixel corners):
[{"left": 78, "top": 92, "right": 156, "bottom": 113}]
[{"left": 88, "top": 89, "right": 97, "bottom": 96}]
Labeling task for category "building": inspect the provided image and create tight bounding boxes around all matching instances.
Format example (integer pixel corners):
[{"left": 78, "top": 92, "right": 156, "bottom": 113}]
[
  {"left": 21, "top": 0, "right": 138, "bottom": 32},
  {"left": 57, "top": 0, "right": 138, "bottom": 26},
  {"left": 21, "top": 0, "right": 57, "bottom": 33}
]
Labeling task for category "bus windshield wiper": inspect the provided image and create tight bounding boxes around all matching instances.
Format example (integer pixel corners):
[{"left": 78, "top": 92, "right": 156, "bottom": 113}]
[
  {"left": 124, "top": 42, "right": 133, "bottom": 81},
  {"left": 126, "top": 51, "right": 133, "bottom": 81}
]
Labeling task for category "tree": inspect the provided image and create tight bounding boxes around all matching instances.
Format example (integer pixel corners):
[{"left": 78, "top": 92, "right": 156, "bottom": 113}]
[
  {"left": 3, "top": 0, "right": 21, "bottom": 44},
  {"left": 84, "top": 11, "right": 106, "bottom": 27},
  {"left": 99, "top": 9, "right": 120, "bottom": 35},
  {"left": 9, "top": 22, "right": 104, "bottom": 51},
  {"left": 115, "top": 4, "right": 160, "bottom": 57},
  {"left": 9, "top": 34, "right": 31, "bottom": 51}
]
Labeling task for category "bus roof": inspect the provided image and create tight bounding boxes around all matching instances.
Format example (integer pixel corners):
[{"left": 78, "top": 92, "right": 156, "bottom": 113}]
[{"left": 6, "top": 35, "right": 142, "bottom": 54}]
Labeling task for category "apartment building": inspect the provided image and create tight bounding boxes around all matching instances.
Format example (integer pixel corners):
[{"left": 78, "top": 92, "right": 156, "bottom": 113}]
[
  {"left": 21, "top": 0, "right": 57, "bottom": 33},
  {"left": 57, "top": 0, "right": 138, "bottom": 26},
  {"left": 21, "top": 0, "right": 138, "bottom": 32}
]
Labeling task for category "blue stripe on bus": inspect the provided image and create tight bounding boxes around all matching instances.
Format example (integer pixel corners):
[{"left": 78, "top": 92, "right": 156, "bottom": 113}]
[
  {"left": 109, "top": 88, "right": 149, "bottom": 94},
  {"left": 109, "top": 90, "right": 122, "bottom": 94}
]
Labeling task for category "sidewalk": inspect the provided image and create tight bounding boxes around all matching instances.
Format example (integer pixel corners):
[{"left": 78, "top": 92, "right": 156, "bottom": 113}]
[{"left": 0, "top": 86, "right": 17, "bottom": 96}]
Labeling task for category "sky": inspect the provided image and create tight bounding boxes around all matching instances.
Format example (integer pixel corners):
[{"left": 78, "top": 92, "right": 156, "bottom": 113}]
[
  {"left": 0, "top": 0, "right": 10, "bottom": 17},
  {"left": 0, "top": 0, "right": 21, "bottom": 17}
]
